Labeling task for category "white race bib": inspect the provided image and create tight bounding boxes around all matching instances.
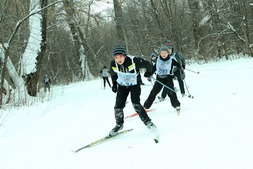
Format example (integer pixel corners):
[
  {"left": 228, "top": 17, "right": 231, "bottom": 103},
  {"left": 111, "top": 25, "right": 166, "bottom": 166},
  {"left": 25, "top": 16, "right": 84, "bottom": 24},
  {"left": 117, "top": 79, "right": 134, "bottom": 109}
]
[
  {"left": 156, "top": 57, "right": 172, "bottom": 75},
  {"left": 102, "top": 69, "right": 108, "bottom": 77},
  {"left": 117, "top": 72, "right": 137, "bottom": 86}
]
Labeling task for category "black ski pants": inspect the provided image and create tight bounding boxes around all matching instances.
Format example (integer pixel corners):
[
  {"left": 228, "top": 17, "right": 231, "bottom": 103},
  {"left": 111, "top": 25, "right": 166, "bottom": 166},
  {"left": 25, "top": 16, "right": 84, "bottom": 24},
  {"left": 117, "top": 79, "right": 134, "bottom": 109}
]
[
  {"left": 174, "top": 70, "right": 185, "bottom": 94},
  {"left": 144, "top": 76, "right": 180, "bottom": 109},
  {"left": 161, "top": 70, "right": 185, "bottom": 98},
  {"left": 103, "top": 77, "right": 111, "bottom": 88},
  {"left": 114, "top": 84, "right": 151, "bottom": 125}
]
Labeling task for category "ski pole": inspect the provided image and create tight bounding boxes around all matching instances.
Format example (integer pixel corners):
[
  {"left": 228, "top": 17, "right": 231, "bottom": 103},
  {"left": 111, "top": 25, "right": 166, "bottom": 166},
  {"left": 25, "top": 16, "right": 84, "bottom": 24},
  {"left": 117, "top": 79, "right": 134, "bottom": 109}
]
[
  {"left": 183, "top": 79, "right": 194, "bottom": 99},
  {"left": 185, "top": 68, "right": 200, "bottom": 74},
  {"left": 150, "top": 76, "right": 176, "bottom": 93}
]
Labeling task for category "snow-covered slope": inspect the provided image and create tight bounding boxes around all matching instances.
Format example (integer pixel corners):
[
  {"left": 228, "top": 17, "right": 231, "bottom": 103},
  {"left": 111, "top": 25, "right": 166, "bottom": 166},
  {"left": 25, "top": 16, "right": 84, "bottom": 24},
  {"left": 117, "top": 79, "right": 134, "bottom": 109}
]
[{"left": 0, "top": 57, "right": 253, "bottom": 169}]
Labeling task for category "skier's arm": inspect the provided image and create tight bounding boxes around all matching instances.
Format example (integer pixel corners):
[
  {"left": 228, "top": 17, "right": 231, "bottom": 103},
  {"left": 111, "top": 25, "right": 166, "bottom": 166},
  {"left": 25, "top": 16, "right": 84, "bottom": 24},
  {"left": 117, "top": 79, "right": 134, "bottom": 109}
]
[
  {"left": 172, "top": 58, "right": 183, "bottom": 69},
  {"left": 178, "top": 53, "right": 186, "bottom": 69},
  {"left": 134, "top": 57, "right": 152, "bottom": 73},
  {"left": 110, "top": 62, "right": 118, "bottom": 85},
  {"left": 172, "top": 57, "right": 185, "bottom": 79}
]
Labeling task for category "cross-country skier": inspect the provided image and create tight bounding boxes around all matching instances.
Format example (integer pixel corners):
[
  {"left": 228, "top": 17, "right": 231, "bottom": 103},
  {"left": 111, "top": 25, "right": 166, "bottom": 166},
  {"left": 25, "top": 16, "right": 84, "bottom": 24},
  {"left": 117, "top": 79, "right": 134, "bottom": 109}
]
[
  {"left": 100, "top": 65, "right": 111, "bottom": 89},
  {"left": 143, "top": 46, "right": 185, "bottom": 113},
  {"left": 158, "top": 43, "right": 186, "bottom": 101},
  {"left": 108, "top": 44, "right": 157, "bottom": 136}
]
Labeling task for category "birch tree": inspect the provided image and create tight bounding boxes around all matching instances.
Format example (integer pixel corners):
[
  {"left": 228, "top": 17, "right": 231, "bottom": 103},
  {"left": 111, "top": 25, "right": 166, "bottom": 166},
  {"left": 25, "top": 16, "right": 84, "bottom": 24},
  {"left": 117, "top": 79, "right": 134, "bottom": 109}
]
[
  {"left": 62, "top": 0, "right": 94, "bottom": 80},
  {"left": 23, "top": 0, "right": 47, "bottom": 96}
]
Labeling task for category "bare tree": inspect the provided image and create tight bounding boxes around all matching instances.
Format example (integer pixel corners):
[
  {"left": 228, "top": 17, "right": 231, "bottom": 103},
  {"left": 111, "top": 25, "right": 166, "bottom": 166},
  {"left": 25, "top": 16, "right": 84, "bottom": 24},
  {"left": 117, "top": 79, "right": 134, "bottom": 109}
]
[
  {"left": 63, "top": 0, "right": 96, "bottom": 80},
  {"left": 113, "top": 0, "right": 126, "bottom": 45},
  {"left": 186, "top": 0, "right": 206, "bottom": 58},
  {"left": 149, "top": 0, "right": 166, "bottom": 38},
  {"left": 25, "top": 0, "right": 48, "bottom": 96},
  {"left": 241, "top": 0, "right": 252, "bottom": 56}
]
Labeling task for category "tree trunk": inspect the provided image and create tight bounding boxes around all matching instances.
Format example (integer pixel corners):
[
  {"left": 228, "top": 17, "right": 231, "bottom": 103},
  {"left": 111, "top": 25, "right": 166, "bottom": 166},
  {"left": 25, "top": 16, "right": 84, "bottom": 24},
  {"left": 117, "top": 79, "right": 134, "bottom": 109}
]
[
  {"left": 187, "top": 0, "right": 204, "bottom": 56},
  {"left": 113, "top": 0, "right": 126, "bottom": 45},
  {"left": 242, "top": 0, "right": 252, "bottom": 56},
  {"left": 0, "top": 45, "right": 9, "bottom": 108},
  {"left": 26, "top": 0, "right": 48, "bottom": 96},
  {"left": 150, "top": 0, "right": 166, "bottom": 39},
  {"left": 63, "top": 0, "right": 95, "bottom": 80}
]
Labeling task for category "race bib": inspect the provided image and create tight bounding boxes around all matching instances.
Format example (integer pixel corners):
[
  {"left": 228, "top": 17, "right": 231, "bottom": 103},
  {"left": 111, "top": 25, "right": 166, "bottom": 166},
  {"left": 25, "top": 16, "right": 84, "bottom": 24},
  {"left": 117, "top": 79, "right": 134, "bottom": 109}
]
[
  {"left": 102, "top": 69, "right": 108, "bottom": 77},
  {"left": 117, "top": 72, "right": 137, "bottom": 86},
  {"left": 156, "top": 58, "right": 172, "bottom": 75}
]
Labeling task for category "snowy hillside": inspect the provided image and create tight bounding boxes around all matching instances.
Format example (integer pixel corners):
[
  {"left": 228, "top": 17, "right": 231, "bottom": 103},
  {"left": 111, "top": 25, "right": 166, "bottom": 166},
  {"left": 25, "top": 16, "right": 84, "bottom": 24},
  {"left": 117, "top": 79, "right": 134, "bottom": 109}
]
[{"left": 0, "top": 57, "right": 253, "bottom": 169}]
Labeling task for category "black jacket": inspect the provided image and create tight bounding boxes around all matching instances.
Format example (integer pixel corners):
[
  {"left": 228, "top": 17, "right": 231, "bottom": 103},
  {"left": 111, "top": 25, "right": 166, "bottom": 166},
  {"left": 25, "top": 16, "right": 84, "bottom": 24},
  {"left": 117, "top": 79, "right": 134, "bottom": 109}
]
[
  {"left": 173, "top": 52, "right": 185, "bottom": 70},
  {"left": 151, "top": 55, "right": 182, "bottom": 78},
  {"left": 110, "top": 56, "right": 152, "bottom": 86}
]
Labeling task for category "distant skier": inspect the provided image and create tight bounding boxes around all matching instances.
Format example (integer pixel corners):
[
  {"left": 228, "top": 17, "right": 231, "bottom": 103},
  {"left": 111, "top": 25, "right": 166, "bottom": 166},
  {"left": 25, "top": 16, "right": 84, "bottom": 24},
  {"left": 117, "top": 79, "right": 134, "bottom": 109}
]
[
  {"left": 147, "top": 50, "right": 158, "bottom": 83},
  {"left": 109, "top": 44, "right": 157, "bottom": 137},
  {"left": 44, "top": 74, "right": 51, "bottom": 92},
  {"left": 100, "top": 66, "right": 111, "bottom": 89}
]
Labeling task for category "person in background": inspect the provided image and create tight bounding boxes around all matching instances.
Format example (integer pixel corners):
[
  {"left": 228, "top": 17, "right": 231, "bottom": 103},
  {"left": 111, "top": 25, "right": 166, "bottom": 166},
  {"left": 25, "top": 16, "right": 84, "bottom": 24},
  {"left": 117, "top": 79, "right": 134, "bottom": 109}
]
[
  {"left": 146, "top": 51, "right": 158, "bottom": 83},
  {"left": 109, "top": 44, "right": 157, "bottom": 136},
  {"left": 150, "top": 51, "right": 158, "bottom": 65},
  {"left": 44, "top": 74, "right": 51, "bottom": 92},
  {"left": 158, "top": 43, "right": 186, "bottom": 101},
  {"left": 100, "top": 65, "right": 111, "bottom": 89},
  {"left": 143, "top": 46, "right": 185, "bottom": 113}
]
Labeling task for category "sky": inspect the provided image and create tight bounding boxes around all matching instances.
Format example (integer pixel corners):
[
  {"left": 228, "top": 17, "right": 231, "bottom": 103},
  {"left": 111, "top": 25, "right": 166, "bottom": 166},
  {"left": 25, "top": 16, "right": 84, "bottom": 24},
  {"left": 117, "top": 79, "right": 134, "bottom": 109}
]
[
  {"left": 0, "top": 55, "right": 253, "bottom": 169},
  {"left": 92, "top": 0, "right": 113, "bottom": 15}
]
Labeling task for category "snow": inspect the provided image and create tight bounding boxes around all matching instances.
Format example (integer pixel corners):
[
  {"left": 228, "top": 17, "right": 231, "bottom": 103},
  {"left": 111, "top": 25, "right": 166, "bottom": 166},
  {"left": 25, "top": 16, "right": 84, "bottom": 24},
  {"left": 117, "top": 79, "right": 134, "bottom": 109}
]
[
  {"left": 1, "top": 57, "right": 253, "bottom": 169},
  {"left": 199, "top": 15, "right": 211, "bottom": 26},
  {"left": 22, "top": 0, "right": 42, "bottom": 74}
]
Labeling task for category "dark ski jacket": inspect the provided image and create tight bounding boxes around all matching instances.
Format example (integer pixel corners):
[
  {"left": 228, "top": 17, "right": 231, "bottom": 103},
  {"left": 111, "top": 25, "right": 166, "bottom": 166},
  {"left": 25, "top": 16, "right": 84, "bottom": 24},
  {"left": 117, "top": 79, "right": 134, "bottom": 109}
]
[
  {"left": 110, "top": 55, "right": 152, "bottom": 86},
  {"left": 170, "top": 47, "right": 186, "bottom": 71}
]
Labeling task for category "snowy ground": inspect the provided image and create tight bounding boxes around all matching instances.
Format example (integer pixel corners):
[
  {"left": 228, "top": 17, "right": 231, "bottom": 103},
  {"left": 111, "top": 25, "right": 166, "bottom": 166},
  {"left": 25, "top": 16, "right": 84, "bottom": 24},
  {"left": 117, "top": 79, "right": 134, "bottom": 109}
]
[{"left": 0, "top": 57, "right": 253, "bottom": 169}]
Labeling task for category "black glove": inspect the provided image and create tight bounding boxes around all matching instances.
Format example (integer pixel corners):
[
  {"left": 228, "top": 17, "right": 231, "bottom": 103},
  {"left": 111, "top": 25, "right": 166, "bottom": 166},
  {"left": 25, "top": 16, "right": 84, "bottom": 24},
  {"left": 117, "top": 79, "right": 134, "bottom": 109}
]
[
  {"left": 180, "top": 70, "right": 185, "bottom": 80},
  {"left": 144, "top": 72, "right": 152, "bottom": 78},
  {"left": 112, "top": 84, "right": 117, "bottom": 93}
]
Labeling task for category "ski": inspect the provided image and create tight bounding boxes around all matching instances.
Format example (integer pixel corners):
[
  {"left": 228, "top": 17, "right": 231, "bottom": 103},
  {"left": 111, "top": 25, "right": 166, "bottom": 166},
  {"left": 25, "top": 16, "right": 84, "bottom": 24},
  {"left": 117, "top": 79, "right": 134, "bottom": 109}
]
[
  {"left": 124, "top": 109, "right": 155, "bottom": 119},
  {"left": 72, "top": 129, "right": 133, "bottom": 153}
]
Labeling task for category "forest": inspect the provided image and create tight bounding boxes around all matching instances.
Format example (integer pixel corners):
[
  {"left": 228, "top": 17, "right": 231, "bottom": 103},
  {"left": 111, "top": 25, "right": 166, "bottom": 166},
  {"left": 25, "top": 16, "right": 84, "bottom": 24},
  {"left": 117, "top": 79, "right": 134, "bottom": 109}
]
[{"left": 0, "top": 0, "right": 252, "bottom": 107}]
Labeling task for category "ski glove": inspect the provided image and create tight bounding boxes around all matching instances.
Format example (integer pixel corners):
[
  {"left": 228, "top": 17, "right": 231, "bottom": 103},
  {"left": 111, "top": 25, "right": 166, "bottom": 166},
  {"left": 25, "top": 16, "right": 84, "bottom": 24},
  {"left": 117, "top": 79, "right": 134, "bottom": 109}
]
[
  {"left": 144, "top": 72, "right": 152, "bottom": 78},
  {"left": 112, "top": 84, "right": 117, "bottom": 93}
]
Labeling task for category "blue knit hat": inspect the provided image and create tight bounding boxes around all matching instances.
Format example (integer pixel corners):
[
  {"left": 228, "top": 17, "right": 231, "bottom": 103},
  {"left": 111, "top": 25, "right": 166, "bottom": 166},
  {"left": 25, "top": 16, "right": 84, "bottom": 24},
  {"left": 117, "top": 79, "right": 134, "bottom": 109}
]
[{"left": 159, "top": 46, "right": 169, "bottom": 53}]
